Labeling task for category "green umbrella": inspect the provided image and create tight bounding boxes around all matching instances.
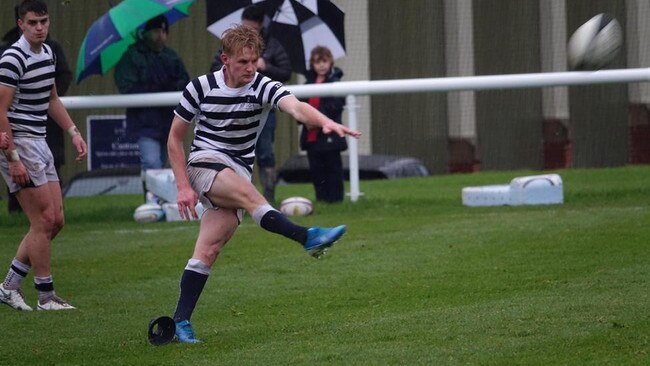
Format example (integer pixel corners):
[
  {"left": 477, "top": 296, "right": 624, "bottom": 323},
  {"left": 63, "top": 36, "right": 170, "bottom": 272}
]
[{"left": 75, "top": 0, "right": 194, "bottom": 84}]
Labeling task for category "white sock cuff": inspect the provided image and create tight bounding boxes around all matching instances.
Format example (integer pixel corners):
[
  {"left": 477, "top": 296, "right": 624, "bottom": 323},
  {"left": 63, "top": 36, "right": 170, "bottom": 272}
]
[
  {"left": 34, "top": 275, "right": 53, "bottom": 284},
  {"left": 11, "top": 258, "right": 30, "bottom": 273},
  {"left": 185, "top": 259, "right": 211, "bottom": 276},
  {"left": 252, "top": 204, "right": 275, "bottom": 225}
]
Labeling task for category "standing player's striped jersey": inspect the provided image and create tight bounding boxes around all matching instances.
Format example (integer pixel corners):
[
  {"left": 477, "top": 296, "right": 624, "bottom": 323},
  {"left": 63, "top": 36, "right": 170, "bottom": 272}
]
[
  {"left": 0, "top": 36, "right": 55, "bottom": 139},
  {"left": 174, "top": 69, "right": 292, "bottom": 173}
]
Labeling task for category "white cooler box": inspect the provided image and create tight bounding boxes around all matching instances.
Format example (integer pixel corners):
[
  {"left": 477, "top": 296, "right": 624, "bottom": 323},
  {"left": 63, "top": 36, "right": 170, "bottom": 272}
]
[
  {"left": 145, "top": 169, "right": 207, "bottom": 221},
  {"left": 145, "top": 169, "right": 178, "bottom": 203},
  {"left": 462, "top": 174, "right": 563, "bottom": 207}
]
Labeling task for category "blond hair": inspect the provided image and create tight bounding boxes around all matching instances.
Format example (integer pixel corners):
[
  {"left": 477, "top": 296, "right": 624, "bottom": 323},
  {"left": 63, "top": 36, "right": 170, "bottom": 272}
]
[{"left": 221, "top": 24, "right": 264, "bottom": 58}]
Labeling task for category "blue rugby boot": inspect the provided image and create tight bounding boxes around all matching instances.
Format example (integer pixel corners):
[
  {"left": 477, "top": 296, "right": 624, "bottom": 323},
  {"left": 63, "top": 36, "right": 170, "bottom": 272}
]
[
  {"left": 175, "top": 320, "right": 202, "bottom": 344},
  {"left": 304, "top": 225, "right": 347, "bottom": 258}
]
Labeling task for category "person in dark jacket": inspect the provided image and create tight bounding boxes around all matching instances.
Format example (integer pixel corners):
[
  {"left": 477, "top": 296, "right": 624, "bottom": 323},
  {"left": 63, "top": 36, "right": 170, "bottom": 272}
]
[
  {"left": 300, "top": 46, "right": 347, "bottom": 202},
  {"left": 210, "top": 5, "right": 292, "bottom": 203},
  {"left": 115, "top": 15, "right": 189, "bottom": 203}
]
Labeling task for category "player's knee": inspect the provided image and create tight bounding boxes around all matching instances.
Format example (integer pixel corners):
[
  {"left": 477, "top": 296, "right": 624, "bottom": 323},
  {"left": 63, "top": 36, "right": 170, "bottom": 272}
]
[
  {"left": 197, "top": 241, "right": 225, "bottom": 264},
  {"left": 206, "top": 246, "right": 222, "bottom": 263},
  {"left": 240, "top": 187, "right": 266, "bottom": 208},
  {"left": 51, "top": 215, "right": 65, "bottom": 239},
  {"left": 34, "top": 210, "right": 57, "bottom": 237}
]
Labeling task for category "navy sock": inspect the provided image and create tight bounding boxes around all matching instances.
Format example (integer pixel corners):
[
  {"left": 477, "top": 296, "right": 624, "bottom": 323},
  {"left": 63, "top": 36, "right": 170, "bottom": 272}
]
[
  {"left": 260, "top": 210, "right": 308, "bottom": 244},
  {"left": 173, "top": 269, "right": 208, "bottom": 323},
  {"left": 34, "top": 275, "right": 55, "bottom": 304}
]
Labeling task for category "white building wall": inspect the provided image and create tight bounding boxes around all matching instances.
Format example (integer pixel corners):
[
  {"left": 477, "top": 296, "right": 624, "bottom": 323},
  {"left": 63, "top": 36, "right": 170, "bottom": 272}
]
[
  {"left": 444, "top": 0, "right": 477, "bottom": 141},
  {"left": 539, "top": 0, "right": 570, "bottom": 120},
  {"left": 627, "top": 0, "right": 650, "bottom": 104}
]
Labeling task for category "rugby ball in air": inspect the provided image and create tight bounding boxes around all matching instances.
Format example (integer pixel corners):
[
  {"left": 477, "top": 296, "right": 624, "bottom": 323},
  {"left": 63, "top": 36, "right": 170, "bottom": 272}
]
[
  {"left": 279, "top": 197, "right": 313, "bottom": 216},
  {"left": 133, "top": 203, "right": 165, "bottom": 223},
  {"left": 567, "top": 13, "right": 623, "bottom": 70}
]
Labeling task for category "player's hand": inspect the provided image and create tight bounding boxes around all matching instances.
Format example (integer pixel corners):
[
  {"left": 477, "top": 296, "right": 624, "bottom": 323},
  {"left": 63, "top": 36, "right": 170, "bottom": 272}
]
[
  {"left": 72, "top": 134, "right": 88, "bottom": 161},
  {"left": 176, "top": 186, "right": 199, "bottom": 221},
  {"left": 322, "top": 121, "right": 362, "bottom": 139},
  {"left": 0, "top": 132, "right": 8, "bottom": 150},
  {"left": 8, "top": 160, "right": 31, "bottom": 187}
]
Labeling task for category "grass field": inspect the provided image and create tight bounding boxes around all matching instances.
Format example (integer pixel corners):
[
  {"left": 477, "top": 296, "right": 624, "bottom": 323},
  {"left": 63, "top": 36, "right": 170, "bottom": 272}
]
[{"left": 0, "top": 166, "right": 648, "bottom": 365}]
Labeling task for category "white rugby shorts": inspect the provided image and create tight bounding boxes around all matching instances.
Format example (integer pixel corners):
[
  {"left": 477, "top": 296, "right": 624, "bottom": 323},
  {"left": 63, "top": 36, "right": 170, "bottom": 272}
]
[
  {"left": 0, "top": 137, "right": 58, "bottom": 193},
  {"left": 187, "top": 151, "right": 251, "bottom": 222}
]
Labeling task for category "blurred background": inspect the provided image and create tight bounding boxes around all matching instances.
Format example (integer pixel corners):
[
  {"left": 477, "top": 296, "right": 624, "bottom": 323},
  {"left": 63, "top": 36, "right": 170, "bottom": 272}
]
[{"left": 1, "top": 0, "right": 648, "bottom": 199}]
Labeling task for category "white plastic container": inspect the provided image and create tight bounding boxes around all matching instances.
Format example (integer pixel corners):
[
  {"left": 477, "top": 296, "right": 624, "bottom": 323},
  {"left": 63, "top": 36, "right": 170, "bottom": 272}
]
[
  {"left": 462, "top": 174, "right": 563, "bottom": 207},
  {"left": 145, "top": 169, "right": 177, "bottom": 203},
  {"left": 461, "top": 184, "right": 512, "bottom": 206},
  {"left": 509, "top": 174, "right": 563, "bottom": 205}
]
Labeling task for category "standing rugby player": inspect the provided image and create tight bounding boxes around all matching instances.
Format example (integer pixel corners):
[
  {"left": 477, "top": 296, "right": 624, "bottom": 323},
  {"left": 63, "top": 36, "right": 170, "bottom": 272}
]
[{"left": 0, "top": 0, "right": 87, "bottom": 311}]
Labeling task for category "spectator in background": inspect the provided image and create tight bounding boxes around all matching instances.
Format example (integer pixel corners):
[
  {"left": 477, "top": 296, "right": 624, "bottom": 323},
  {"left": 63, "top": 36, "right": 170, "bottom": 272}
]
[
  {"left": 0, "top": 16, "right": 20, "bottom": 49},
  {"left": 115, "top": 14, "right": 189, "bottom": 204},
  {"left": 300, "top": 46, "right": 347, "bottom": 202},
  {"left": 1, "top": 4, "right": 72, "bottom": 213},
  {"left": 210, "top": 4, "right": 292, "bottom": 203}
]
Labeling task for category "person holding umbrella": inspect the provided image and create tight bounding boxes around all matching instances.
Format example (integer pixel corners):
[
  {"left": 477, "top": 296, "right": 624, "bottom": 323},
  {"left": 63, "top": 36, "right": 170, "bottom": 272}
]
[
  {"left": 0, "top": 0, "right": 87, "bottom": 311},
  {"left": 166, "top": 24, "right": 361, "bottom": 343},
  {"left": 114, "top": 14, "right": 190, "bottom": 204},
  {"left": 210, "top": 4, "right": 292, "bottom": 203}
]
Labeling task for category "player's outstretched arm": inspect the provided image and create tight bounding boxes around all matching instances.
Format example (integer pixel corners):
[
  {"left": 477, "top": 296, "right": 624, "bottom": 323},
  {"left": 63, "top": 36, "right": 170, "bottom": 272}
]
[{"left": 278, "top": 95, "right": 362, "bottom": 139}]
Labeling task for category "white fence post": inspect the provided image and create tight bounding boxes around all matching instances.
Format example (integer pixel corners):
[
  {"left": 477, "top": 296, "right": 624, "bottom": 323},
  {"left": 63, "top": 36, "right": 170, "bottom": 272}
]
[{"left": 345, "top": 94, "right": 362, "bottom": 202}]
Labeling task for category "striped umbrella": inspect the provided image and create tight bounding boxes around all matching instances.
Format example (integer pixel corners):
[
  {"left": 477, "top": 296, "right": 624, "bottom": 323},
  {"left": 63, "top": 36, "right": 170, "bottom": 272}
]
[
  {"left": 75, "top": 0, "right": 194, "bottom": 84},
  {"left": 206, "top": 0, "right": 346, "bottom": 74}
]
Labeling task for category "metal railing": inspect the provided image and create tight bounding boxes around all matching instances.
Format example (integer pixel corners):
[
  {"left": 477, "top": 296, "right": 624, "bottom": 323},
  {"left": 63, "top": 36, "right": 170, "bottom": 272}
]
[{"left": 61, "top": 68, "right": 650, "bottom": 202}]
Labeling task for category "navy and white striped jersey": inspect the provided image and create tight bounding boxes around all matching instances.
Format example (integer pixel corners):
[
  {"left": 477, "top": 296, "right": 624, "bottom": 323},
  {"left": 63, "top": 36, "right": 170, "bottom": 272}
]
[
  {"left": 174, "top": 69, "right": 292, "bottom": 173},
  {"left": 0, "top": 36, "right": 56, "bottom": 139}
]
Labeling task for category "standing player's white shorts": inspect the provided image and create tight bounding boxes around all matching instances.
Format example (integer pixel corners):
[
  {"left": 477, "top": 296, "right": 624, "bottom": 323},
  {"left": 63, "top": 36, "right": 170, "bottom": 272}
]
[{"left": 0, "top": 137, "right": 58, "bottom": 193}]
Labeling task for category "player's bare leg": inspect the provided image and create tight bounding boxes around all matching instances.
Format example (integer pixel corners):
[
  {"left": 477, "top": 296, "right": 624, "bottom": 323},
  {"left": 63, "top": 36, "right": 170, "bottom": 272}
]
[
  {"left": 13, "top": 184, "right": 74, "bottom": 310},
  {"left": 174, "top": 208, "right": 238, "bottom": 343},
  {"left": 209, "top": 168, "right": 346, "bottom": 258}
]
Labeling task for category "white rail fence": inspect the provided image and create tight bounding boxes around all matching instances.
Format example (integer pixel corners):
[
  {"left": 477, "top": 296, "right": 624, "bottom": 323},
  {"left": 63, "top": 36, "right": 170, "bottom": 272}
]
[{"left": 61, "top": 68, "right": 650, "bottom": 202}]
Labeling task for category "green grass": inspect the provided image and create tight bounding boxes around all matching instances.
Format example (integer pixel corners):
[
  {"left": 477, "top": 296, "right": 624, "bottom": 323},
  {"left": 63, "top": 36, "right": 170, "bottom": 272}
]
[{"left": 1, "top": 166, "right": 649, "bottom": 365}]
